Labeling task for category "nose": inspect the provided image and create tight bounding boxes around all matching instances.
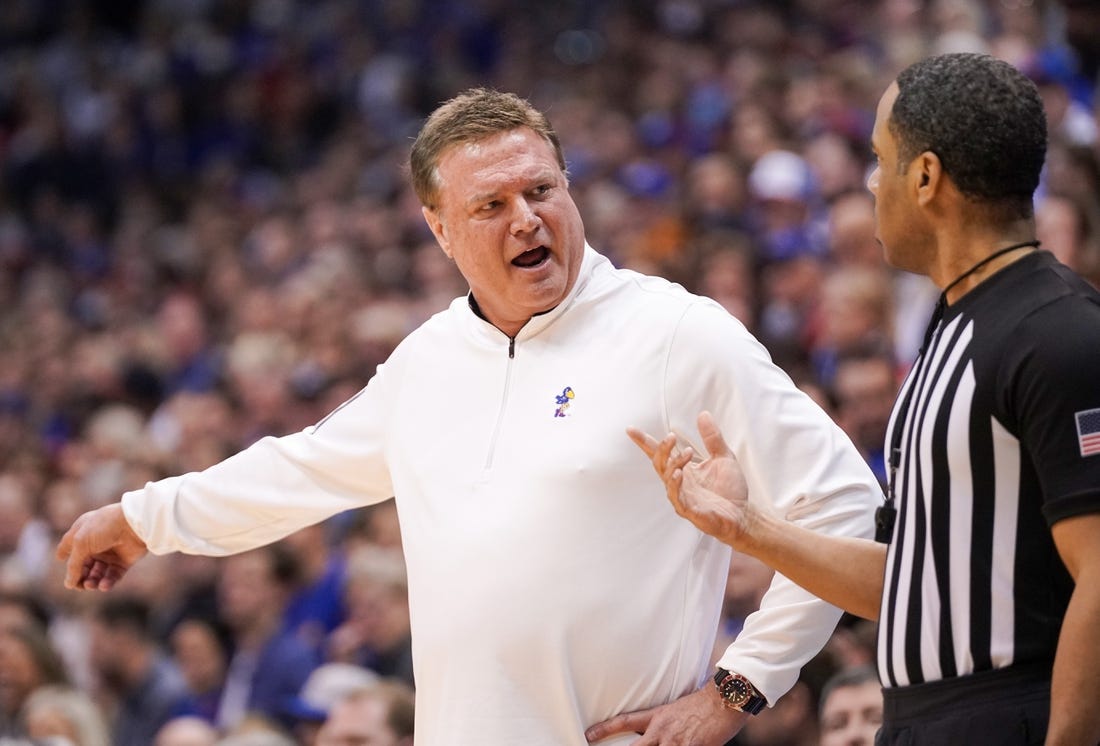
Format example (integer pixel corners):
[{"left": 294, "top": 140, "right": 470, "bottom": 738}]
[
  {"left": 510, "top": 197, "right": 541, "bottom": 235},
  {"left": 866, "top": 166, "right": 879, "bottom": 195}
]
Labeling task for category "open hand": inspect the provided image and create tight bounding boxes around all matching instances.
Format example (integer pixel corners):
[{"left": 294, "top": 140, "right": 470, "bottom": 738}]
[{"left": 627, "top": 411, "right": 761, "bottom": 551}]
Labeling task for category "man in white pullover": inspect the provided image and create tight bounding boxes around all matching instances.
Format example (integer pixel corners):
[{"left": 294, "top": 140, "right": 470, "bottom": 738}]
[{"left": 57, "top": 88, "right": 881, "bottom": 745}]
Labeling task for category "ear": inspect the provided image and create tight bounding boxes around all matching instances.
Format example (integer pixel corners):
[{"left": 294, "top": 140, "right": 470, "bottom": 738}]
[
  {"left": 912, "top": 151, "right": 944, "bottom": 208},
  {"left": 422, "top": 206, "right": 452, "bottom": 258}
]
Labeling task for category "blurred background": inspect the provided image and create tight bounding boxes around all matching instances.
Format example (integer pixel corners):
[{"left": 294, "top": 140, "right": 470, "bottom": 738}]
[{"left": 0, "top": 1, "right": 1097, "bottom": 745}]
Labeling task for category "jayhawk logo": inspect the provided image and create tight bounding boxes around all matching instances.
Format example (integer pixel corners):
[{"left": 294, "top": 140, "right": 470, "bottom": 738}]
[{"left": 554, "top": 387, "right": 575, "bottom": 418}]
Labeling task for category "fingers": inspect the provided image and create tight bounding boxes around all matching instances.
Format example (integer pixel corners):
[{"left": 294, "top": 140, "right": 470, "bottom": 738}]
[
  {"left": 626, "top": 427, "right": 659, "bottom": 457},
  {"left": 585, "top": 709, "right": 652, "bottom": 742},
  {"left": 627, "top": 427, "right": 690, "bottom": 515},
  {"left": 85, "top": 559, "right": 110, "bottom": 590},
  {"left": 697, "top": 411, "right": 733, "bottom": 459},
  {"left": 665, "top": 449, "right": 693, "bottom": 480},
  {"left": 97, "top": 562, "right": 126, "bottom": 592},
  {"left": 60, "top": 512, "right": 110, "bottom": 591},
  {"left": 60, "top": 523, "right": 89, "bottom": 591},
  {"left": 628, "top": 429, "right": 692, "bottom": 481},
  {"left": 54, "top": 526, "right": 73, "bottom": 562}
]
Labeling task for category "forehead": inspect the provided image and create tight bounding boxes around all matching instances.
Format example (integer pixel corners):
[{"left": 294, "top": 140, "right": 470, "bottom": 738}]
[
  {"left": 436, "top": 128, "right": 559, "bottom": 192},
  {"left": 824, "top": 681, "right": 882, "bottom": 710},
  {"left": 871, "top": 82, "right": 899, "bottom": 149}
]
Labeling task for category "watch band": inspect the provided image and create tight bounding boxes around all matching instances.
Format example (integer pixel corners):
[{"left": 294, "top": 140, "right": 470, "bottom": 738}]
[{"left": 713, "top": 669, "right": 766, "bottom": 715}]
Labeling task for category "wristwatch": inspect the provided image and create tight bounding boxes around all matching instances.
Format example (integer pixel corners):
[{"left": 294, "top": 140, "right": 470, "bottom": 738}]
[{"left": 713, "top": 669, "right": 766, "bottom": 714}]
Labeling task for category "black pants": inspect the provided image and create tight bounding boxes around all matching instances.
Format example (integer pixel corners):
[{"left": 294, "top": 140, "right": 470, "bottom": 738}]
[{"left": 876, "top": 663, "right": 1051, "bottom": 746}]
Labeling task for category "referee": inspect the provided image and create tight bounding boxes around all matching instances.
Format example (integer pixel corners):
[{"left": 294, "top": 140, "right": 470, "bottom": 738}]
[{"left": 625, "top": 53, "right": 1100, "bottom": 745}]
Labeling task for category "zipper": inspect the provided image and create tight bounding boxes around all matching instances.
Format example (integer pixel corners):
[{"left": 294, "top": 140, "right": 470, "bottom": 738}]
[{"left": 484, "top": 335, "right": 516, "bottom": 470}]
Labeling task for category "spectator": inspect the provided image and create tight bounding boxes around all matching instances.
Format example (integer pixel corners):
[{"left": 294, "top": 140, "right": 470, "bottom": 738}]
[
  {"left": 809, "top": 266, "right": 894, "bottom": 389},
  {"left": 747, "top": 149, "right": 827, "bottom": 264},
  {"left": 0, "top": 474, "right": 53, "bottom": 586},
  {"left": 315, "top": 681, "right": 414, "bottom": 746},
  {"left": 153, "top": 292, "right": 222, "bottom": 397},
  {"left": 1035, "top": 191, "right": 1099, "bottom": 283},
  {"left": 87, "top": 596, "right": 192, "bottom": 746},
  {"left": 0, "top": 592, "right": 50, "bottom": 634},
  {"left": 276, "top": 524, "right": 348, "bottom": 660},
  {"left": 153, "top": 716, "right": 219, "bottom": 746},
  {"left": 693, "top": 230, "right": 757, "bottom": 329},
  {"left": 169, "top": 615, "right": 231, "bottom": 725},
  {"left": 283, "top": 663, "right": 378, "bottom": 746},
  {"left": 830, "top": 351, "right": 899, "bottom": 487},
  {"left": 215, "top": 713, "right": 296, "bottom": 746},
  {"left": 825, "top": 192, "right": 882, "bottom": 271},
  {"left": 817, "top": 666, "right": 882, "bottom": 746},
  {"left": 823, "top": 190, "right": 939, "bottom": 368},
  {"left": 21, "top": 685, "right": 110, "bottom": 746},
  {"left": 0, "top": 625, "right": 69, "bottom": 739},
  {"left": 327, "top": 547, "right": 412, "bottom": 688},
  {"left": 214, "top": 547, "right": 318, "bottom": 733}
]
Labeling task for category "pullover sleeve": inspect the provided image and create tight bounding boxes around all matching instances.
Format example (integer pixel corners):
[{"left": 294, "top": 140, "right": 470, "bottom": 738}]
[
  {"left": 665, "top": 301, "right": 881, "bottom": 704},
  {"left": 122, "top": 361, "right": 396, "bottom": 556}
]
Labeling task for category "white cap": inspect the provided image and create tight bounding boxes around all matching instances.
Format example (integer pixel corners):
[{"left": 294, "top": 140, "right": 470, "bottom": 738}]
[
  {"left": 285, "top": 663, "right": 380, "bottom": 721},
  {"left": 749, "top": 150, "right": 815, "bottom": 202}
]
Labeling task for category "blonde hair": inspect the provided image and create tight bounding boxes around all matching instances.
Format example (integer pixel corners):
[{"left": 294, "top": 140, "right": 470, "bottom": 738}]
[
  {"left": 23, "top": 686, "right": 111, "bottom": 746},
  {"left": 409, "top": 88, "right": 565, "bottom": 210}
]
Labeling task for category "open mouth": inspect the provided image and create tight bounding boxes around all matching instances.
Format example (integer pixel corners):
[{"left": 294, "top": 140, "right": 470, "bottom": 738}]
[{"left": 512, "top": 246, "right": 550, "bottom": 268}]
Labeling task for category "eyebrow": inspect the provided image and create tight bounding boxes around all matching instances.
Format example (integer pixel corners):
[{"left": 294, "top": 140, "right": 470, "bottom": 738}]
[
  {"left": 465, "top": 170, "right": 558, "bottom": 208},
  {"left": 466, "top": 190, "right": 500, "bottom": 208}
]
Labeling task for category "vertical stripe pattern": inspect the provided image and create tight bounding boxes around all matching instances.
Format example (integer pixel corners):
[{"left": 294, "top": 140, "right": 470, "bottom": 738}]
[{"left": 878, "top": 314, "right": 1023, "bottom": 687}]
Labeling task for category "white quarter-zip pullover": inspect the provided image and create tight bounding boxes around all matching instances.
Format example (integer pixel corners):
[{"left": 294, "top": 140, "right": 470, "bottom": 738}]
[{"left": 123, "top": 247, "right": 879, "bottom": 744}]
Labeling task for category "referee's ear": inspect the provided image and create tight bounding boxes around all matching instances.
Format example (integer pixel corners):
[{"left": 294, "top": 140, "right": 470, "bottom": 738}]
[{"left": 912, "top": 150, "right": 945, "bottom": 208}]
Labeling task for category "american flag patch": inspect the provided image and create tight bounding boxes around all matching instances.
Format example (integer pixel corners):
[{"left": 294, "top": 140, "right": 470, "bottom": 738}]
[{"left": 1076, "top": 408, "right": 1100, "bottom": 457}]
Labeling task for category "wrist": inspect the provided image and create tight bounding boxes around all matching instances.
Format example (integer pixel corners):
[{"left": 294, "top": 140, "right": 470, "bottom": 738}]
[
  {"left": 713, "top": 669, "right": 767, "bottom": 715},
  {"left": 735, "top": 504, "right": 781, "bottom": 558}
]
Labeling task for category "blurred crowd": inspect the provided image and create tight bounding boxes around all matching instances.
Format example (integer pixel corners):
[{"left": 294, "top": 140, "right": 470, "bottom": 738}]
[{"left": 0, "top": 1, "right": 1098, "bottom": 744}]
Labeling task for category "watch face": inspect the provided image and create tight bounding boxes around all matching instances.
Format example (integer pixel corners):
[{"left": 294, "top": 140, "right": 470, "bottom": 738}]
[{"left": 717, "top": 672, "right": 752, "bottom": 707}]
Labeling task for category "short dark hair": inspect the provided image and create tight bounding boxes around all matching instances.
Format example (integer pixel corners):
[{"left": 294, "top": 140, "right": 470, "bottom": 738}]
[
  {"left": 0, "top": 589, "right": 52, "bottom": 630},
  {"left": 94, "top": 595, "right": 153, "bottom": 639},
  {"left": 818, "top": 664, "right": 880, "bottom": 719},
  {"left": 410, "top": 88, "right": 566, "bottom": 210},
  {"left": 891, "top": 53, "right": 1047, "bottom": 221}
]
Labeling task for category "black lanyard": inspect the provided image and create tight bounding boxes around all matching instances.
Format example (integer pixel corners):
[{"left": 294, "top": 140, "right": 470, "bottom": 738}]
[{"left": 873, "top": 240, "right": 1040, "bottom": 544}]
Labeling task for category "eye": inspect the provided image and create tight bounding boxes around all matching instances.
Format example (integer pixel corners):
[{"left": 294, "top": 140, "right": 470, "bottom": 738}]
[
  {"left": 479, "top": 199, "right": 501, "bottom": 212},
  {"left": 530, "top": 183, "right": 552, "bottom": 198}
]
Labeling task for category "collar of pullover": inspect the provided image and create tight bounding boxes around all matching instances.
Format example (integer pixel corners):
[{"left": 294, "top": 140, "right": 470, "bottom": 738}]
[{"left": 462, "top": 244, "right": 603, "bottom": 347}]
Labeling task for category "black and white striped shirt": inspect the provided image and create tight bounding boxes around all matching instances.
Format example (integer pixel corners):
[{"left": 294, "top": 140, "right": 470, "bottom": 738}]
[{"left": 877, "top": 251, "right": 1100, "bottom": 688}]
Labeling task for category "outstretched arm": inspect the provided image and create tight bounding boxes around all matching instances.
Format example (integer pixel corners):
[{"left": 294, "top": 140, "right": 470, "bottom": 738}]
[{"left": 629, "top": 410, "right": 886, "bottom": 621}]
